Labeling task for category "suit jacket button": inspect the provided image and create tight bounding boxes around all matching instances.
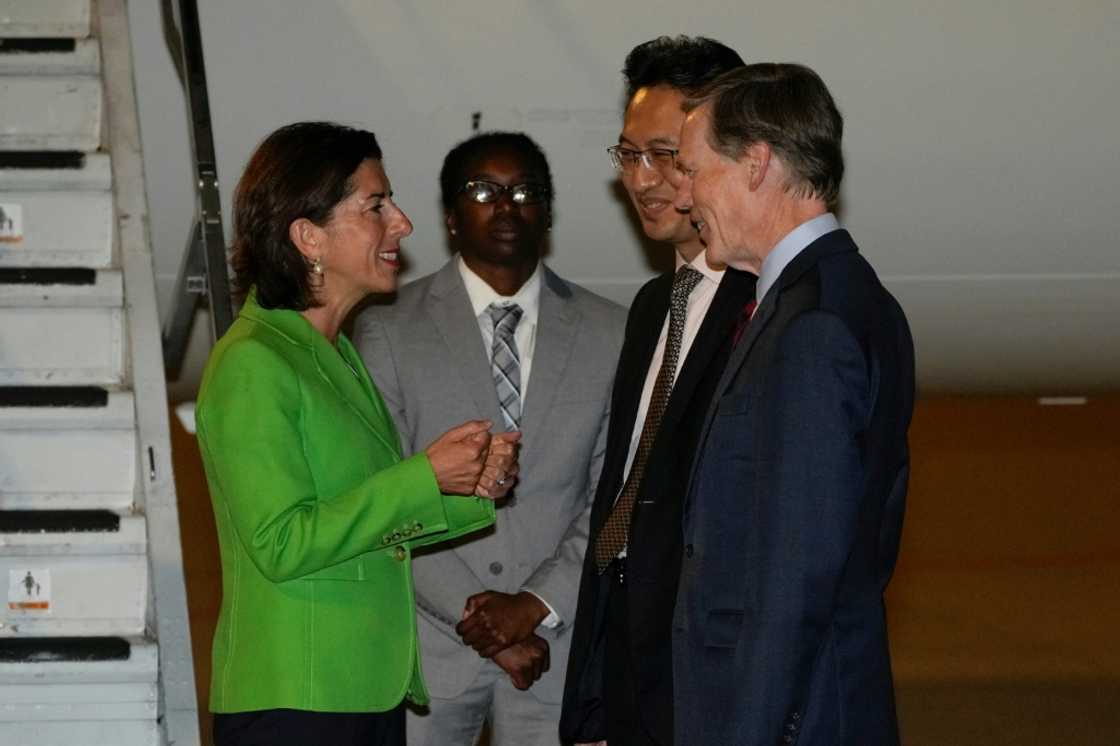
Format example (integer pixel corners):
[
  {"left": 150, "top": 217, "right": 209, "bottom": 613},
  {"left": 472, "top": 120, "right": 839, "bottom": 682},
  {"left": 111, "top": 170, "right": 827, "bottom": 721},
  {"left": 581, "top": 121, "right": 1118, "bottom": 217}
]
[
  {"left": 684, "top": 544, "right": 694, "bottom": 558},
  {"left": 489, "top": 562, "right": 503, "bottom": 575},
  {"left": 394, "top": 546, "right": 407, "bottom": 562}
]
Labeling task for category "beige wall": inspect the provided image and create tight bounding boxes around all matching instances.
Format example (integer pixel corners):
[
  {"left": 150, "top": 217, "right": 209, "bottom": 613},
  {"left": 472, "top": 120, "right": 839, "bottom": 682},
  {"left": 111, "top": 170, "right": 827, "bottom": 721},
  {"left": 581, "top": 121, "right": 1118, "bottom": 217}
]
[{"left": 127, "top": 2, "right": 1120, "bottom": 397}]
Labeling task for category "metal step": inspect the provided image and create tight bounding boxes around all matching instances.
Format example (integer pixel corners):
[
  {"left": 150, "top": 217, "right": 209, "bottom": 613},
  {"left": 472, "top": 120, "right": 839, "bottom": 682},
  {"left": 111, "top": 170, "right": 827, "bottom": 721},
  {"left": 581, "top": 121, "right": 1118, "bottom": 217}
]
[
  {"left": 0, "top": 153, "right": 113, "bottom": 267},
  {"left": 0, "top": 636, "right": 158, "bottom": 746},
  {"left": 0, "top": 304, "right": 125, "bottom": 383},
  {"left": 0, "top": 513, "right": 147, "bottom": 637},
  {"left": 0, "top": 75, "right": 102, "bottom": 151},
  {"left": 0, "top": 268, "right": 121, "bottom": 306},
  {"left": 0, "top": 0, "right": 92, "bottom": 39},
  {"left": 0, "top": 388, "right": 135, "bottom": 511},
  {"left": 0, "top": 38, "right": 99, "bottom": 75}
]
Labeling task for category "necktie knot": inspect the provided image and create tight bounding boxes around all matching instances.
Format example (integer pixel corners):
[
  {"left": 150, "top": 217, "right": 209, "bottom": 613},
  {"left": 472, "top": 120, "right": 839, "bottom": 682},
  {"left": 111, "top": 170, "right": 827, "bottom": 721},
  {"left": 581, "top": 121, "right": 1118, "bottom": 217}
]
[
  {"left": 488, "top": 302, "right": 523, "bottom": 334},
  {"left": 672, "top": 265, "right": 703, "bottom": 304}
]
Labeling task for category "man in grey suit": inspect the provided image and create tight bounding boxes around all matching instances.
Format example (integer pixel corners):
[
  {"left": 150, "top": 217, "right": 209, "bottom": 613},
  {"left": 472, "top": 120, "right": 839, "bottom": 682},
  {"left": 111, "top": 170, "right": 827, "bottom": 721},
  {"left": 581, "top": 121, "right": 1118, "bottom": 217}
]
[{"left": 354, "top": 132, "right": 626, "bottom": 746}]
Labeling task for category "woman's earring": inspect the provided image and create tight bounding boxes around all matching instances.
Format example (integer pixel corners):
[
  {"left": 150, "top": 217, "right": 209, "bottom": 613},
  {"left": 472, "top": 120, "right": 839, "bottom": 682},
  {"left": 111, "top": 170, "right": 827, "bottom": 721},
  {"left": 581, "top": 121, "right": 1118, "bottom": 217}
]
[{"left": 312, "top": 257, "right": 323, "bottom": 275}]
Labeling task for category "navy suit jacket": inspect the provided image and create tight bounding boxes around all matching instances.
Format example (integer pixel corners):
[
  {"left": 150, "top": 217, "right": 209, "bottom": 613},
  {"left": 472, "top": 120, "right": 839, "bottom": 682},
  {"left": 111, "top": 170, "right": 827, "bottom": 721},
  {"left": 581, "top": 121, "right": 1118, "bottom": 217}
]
[{"left": 673, "top": 230, "right": 915, "bottom": 746}]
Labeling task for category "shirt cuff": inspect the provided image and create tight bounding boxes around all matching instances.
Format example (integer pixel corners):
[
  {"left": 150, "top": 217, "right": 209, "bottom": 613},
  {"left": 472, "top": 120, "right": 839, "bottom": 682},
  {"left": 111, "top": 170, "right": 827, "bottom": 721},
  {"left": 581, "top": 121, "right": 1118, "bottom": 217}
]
[{"left": 523, "top": 589, "right": 561, "bottom": 629}]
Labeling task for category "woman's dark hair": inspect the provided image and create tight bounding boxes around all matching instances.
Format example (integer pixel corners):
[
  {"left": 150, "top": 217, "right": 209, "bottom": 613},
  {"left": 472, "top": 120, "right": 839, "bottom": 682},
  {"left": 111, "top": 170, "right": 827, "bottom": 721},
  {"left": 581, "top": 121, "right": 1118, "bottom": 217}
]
[
  {"left": 622, "top": 35, "right": 744, "bottom": 100},
  {"left": 438, "top": 131, "right": 553, "bottom": 212},
  {"left": 230, "top": 121, "right": 382, "bottom": 310}
]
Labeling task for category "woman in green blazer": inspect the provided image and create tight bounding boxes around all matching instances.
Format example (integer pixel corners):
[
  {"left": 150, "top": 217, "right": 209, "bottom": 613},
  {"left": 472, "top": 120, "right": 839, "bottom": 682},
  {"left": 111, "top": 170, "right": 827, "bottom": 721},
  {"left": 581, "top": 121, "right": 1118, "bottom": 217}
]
[{"left": 195, "top": 122, "right": 519, "bottom": 746}]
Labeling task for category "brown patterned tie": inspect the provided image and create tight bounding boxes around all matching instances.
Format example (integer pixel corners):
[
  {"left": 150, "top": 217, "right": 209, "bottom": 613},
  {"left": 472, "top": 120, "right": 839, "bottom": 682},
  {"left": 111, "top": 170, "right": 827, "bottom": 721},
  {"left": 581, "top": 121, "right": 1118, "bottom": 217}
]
[{"left": 593, "top": 265, "right": 704, "bottom": 572}]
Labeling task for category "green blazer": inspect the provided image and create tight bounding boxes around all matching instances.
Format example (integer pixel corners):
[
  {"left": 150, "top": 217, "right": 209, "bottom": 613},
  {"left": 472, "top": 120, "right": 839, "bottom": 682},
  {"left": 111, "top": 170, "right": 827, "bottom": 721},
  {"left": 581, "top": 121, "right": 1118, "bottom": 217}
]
[{"left": 195, "top": 293, "right": 495, "bottom": 713}]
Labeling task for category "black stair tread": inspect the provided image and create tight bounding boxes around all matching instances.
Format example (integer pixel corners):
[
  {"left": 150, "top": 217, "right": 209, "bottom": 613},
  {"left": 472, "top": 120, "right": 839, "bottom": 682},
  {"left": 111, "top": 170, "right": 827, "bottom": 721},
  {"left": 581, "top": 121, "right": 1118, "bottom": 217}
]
[
  {"left": 0, "top": 386, "right": 109, "bottom": 407},
  {"left": 0, "top": 267, "right": 97, "bottom": 285},
  {"left": 0, "top": 151, "right": 86, "bottom": 170},
  {"left": 0, "top": 39, "right": 77, "bottom": 54},
  {"left": 0, "top": 636, "right": 131, "bottom": 663},
  {"left": 0, "top": 509, "right": 121, "bottom": 534}
]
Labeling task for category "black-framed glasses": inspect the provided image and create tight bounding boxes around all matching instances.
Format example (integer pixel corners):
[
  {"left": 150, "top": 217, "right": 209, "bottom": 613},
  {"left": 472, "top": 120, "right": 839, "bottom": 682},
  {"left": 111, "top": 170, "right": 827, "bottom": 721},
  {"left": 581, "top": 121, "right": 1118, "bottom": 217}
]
[
  {"left": 606, "top": 145, "right": 679, "bottom": 173},
  {"left": 459, "top": 180, "right": 551, "bottom": 205}
]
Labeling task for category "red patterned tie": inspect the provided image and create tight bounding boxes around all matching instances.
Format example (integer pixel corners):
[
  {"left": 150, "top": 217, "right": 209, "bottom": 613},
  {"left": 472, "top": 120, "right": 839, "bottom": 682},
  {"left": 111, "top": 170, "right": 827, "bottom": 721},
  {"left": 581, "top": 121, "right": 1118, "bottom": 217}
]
[{"left": 732, "top": 299, "right": 758, "bottom": 346}]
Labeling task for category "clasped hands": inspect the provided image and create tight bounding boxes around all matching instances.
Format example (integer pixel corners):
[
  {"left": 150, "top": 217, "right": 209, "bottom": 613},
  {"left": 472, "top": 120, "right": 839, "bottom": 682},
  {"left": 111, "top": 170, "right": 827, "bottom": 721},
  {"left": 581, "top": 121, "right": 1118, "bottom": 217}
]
[
  {"left": 425, "top": 420, "right": 520, "bottom": 499},
  {"left": 457, "top": 590, "right": 550, "bottom": 690}
]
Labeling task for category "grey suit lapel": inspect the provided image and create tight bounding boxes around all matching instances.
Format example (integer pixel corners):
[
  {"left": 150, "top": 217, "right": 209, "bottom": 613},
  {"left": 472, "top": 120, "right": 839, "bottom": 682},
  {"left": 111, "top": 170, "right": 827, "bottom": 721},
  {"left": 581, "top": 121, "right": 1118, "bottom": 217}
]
[
  {"left": 427, "top": 260, "right": 505, "bottom": 425},
  {"left": 520, "top": 267, "right": 578, "bottom": 454}
]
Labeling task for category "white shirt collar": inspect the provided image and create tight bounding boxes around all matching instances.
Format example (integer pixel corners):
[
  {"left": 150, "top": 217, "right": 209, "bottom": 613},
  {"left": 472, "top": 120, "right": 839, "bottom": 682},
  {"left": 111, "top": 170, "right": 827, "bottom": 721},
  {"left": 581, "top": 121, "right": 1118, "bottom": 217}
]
[
  {"left": 457, "top": 255, "right": 542, "bottom": 323},
  {"left": 674, "top": 248, "right": 725, "bottom": 286},
  {"left": 755, "top": 212, "right": 840, "bottom": 305}
]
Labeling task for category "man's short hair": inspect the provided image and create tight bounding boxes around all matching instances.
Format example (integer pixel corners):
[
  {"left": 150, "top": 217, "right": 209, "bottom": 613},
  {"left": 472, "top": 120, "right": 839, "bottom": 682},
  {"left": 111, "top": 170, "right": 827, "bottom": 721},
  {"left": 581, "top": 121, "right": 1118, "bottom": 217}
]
[
  {"left": 685, "top": 63, "right": 844, "bottom": 207},
  {"left": 439, "top": 131, "right": 554, "bottom": 212},
  {"left": 622, "top": 35, "right": 744, "bottom": 100}
]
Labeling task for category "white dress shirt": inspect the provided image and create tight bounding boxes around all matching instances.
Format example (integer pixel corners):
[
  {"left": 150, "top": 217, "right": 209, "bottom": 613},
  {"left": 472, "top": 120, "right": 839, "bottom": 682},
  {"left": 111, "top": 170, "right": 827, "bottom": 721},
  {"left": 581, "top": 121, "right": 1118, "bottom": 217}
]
[
  {"left": 458, "top": 256, "right": 560, "bottom": 627},
  {"left": 458, "top": 256, "right": 541, "bottom": 403},
  {"left": 617, "top": 251, "right": 725, "bottom": 531}
]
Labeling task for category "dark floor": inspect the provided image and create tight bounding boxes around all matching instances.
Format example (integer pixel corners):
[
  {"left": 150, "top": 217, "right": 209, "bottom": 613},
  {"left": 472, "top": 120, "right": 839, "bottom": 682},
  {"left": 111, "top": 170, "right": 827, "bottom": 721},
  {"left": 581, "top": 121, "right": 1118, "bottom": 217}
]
[
  {"left": 171, "top": 397, "right": 1120, "bottom": 745},
  {"left": 896, "top": 681, "right": 1120, "bottom": 745}
]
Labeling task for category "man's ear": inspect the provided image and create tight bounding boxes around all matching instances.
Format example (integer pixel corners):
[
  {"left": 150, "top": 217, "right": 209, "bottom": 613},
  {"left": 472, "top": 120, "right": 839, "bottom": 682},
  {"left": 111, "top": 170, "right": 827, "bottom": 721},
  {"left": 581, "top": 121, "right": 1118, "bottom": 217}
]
[
  {"left": 744, "top": 142, "right": 772, "bottom": 192},
  {"left": 288, "top": 217, "right": 323, "bottom": 261}
]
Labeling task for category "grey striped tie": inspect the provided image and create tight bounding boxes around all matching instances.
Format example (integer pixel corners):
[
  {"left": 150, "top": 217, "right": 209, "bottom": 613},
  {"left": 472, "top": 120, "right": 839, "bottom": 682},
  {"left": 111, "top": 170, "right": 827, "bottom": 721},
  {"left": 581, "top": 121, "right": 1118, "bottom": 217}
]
[{"left": 488, "top": 303, "right": 523, "bottom": 430}]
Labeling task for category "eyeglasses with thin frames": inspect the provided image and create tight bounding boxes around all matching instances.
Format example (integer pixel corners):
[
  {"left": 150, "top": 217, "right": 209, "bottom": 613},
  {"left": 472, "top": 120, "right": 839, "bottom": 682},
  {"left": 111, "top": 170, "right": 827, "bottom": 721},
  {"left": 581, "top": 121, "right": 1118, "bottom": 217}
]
[
  {"left": 458, "top": 180, "right": 551, "bottom": 205},
  {"left": 606, "top": 145, "right": 679, "bottom": 174}
]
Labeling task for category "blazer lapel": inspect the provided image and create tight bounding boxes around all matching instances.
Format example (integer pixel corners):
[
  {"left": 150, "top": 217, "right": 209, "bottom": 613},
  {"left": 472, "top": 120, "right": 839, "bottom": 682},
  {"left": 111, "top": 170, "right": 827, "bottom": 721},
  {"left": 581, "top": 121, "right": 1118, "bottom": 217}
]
[
  {"left": 240, "top": 293, "right": 399, "bottom": 454},
  {"left": 519, "top": 267, "right": 579, "bottom": 454},
  {"left": 309, "top": 331, "right": 400, "bottom": 455},
  {"left": 426, "top": 260, "right": 505, "bottom": 425},
  {"left": 621, "top": 275, "right": 671, "bottom": 422},
  {"left": 685, "top": 231, "right": 856, "bottom": 511},
  {"left": 659, "top": 268, "right": 756, "bottom": 443}
]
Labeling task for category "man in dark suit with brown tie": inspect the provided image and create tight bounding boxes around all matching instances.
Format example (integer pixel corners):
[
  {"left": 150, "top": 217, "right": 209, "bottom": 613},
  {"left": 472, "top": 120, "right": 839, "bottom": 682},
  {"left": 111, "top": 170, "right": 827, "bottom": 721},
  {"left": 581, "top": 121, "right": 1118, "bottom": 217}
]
[{"left": 559, "top": 36, "right": 752, "bottom": 746}]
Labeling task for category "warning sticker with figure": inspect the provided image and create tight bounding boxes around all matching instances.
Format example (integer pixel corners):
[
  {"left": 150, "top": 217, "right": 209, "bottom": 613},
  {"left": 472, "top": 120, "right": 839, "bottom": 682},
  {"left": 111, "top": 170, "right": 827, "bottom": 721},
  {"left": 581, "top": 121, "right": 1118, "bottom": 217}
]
[
  {"left": 8, "top": 568, "right": 51, "bottom": 613},
  {"left": 0, "top": 203, "right": 23, "bottom": 243}
]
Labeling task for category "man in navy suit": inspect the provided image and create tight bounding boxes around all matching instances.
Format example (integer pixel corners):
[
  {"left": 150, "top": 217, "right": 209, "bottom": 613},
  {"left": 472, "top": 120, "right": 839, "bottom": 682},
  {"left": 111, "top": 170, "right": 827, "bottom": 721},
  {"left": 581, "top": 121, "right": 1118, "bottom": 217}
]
[{"left": 671, "top": 63, "right": 915, "bottom": 745}]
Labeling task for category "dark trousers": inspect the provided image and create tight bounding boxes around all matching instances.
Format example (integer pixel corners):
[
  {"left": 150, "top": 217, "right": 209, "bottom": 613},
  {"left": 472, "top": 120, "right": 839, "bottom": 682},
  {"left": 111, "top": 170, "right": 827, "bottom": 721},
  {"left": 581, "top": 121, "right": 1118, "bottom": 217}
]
[
  {"left": 604, "top": 558, "right": 662, "bottom": 746},
  {"left": 213, "top": 705, "right": 405, "bottom": 746}
]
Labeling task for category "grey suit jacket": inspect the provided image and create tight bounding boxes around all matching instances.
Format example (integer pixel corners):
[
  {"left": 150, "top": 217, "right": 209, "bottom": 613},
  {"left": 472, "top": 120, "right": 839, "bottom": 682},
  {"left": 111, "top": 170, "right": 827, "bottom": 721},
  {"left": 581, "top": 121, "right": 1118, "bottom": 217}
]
[{"left": 353, "top": 258, "right": 625, "bottom": 704}]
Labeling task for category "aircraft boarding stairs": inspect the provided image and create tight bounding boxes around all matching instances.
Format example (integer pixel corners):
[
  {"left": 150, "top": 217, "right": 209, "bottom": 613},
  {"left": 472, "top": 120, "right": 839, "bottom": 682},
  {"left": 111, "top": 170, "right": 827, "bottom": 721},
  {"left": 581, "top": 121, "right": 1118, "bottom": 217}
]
[{"left": 0, "top": 1, "right": 200, "bottom": 744}]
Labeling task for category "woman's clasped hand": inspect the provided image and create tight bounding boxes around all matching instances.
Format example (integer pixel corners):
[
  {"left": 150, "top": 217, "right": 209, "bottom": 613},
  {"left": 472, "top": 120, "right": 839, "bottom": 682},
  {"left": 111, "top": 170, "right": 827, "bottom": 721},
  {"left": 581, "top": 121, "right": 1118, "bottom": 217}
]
[{"left": 423, "top": 420, "right": 521, "bottom": 499}]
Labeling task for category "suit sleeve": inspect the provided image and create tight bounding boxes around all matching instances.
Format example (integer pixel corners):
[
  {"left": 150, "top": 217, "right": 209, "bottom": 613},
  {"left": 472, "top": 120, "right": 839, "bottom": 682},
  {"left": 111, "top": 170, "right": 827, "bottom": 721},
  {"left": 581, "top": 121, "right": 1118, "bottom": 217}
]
[
  {"left": 353, "top": 310, "right": 493, "bottom": 636},
  {"left": 195, "top": 338, "right": 455, "bottom": 583},
  {"left": 521, "top": 309, "right": 623, "bottom": 636},
  {"left": 743, "top": 310, "right": 871, "bottom": 740}
]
